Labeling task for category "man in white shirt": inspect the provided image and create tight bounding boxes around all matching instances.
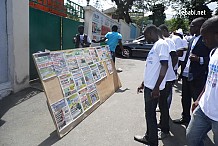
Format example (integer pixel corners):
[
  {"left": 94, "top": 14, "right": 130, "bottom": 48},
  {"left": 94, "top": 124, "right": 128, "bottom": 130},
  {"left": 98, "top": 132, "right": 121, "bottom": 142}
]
[
  {"left": 174, "top": 29, "right": 188, "bottom": 76},
  {"left": 186, "top": 16, "right": 218, "bottom": 146},
  {"left": 134, "top": 25, "right": 169, "bottom": 146},
  {"left": 159, "top": 25, "right": 180, "bottom": 109},
  {"left": 157, "top": 27, "right": 177, "bottom": 140}
]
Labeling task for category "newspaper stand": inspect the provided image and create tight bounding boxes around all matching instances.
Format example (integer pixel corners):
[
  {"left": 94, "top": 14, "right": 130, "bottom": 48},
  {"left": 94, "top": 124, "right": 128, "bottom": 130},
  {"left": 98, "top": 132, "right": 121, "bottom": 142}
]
[{"left": 33, "top": 46, "right": 121, "bottom": 138}]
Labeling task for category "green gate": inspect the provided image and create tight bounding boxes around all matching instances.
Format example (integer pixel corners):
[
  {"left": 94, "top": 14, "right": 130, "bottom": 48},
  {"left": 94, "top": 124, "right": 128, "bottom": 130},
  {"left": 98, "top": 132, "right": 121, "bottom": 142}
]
[
  {"left": 29, "top": 7, "right": 61, "bottom": 80},
  {"left": 62, "top": 18, "right": 83, "bottom": 49},
  {"left": 29, "top": 1, "right": 84, "bottom": 80}
]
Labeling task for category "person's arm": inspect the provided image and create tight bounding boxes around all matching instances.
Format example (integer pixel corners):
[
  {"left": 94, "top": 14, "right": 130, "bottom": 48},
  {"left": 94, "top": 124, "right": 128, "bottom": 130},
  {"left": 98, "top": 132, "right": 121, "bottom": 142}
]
[
  {"left": 118, "top": 39, "right": 124, "bottom": 52},
  {"left": 175, "top": 38, "right": 187, "bottom": 56},
  {"left": 152, "top": 61, "right": 168, "bottom": 98},
  {"left": 92, "top": 37, "right": 107, "bottom": 43},
  {"left": 189, "top": 54, "right": 209, "bottom": 65},
  {"left": 86, "top": 36, "right": 92, "bottom": 46},
  {"left": 192, "top": 86, "right": 205, "bottom": 112},
  {"left": 170, "top": 51, "right": 178, "bottom": 68}
]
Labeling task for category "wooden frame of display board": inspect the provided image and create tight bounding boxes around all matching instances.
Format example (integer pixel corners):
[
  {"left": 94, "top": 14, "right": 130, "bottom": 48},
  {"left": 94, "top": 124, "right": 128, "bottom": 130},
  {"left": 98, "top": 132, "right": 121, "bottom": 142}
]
[{"left": 32, "top": 46, "right": 121, "bottom": 138}]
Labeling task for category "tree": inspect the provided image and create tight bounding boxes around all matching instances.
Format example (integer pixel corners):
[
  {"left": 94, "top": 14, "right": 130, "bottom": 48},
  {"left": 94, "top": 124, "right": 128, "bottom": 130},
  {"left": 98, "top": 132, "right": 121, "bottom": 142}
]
[
  {"left": 170, "top": 0, "right": 214, "bottom": 22},
  {"left": 111, "top": 0, "right": 135, "bottom": 24},
  {"left": 165, "top": 17, "right": 189, "bottom": 32},
  {"left": 148, "top": 4, "right": 166, "bottom": 26}
]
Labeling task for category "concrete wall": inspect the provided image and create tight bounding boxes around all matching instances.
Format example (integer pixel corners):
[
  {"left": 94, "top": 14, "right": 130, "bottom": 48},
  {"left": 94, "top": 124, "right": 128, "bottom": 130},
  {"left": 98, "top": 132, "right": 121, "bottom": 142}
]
[
  {"left": 84, "top": 6, "right": 120, "bottom": 46},
  {"left": 84, "top": 6, "right": 141, "bottom": 44},
  {"left": 7, "top": 0, "right": 29, "bottom": 93},
  {"left": 118, "top": 19, "right": 131, "bottom": 41}
]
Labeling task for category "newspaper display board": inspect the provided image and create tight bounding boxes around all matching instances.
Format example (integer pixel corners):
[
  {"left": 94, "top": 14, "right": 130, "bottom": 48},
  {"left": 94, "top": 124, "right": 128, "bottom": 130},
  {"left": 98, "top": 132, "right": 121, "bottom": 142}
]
[{"left": 33, "top": 46, "right": 121, "bottom": 138}]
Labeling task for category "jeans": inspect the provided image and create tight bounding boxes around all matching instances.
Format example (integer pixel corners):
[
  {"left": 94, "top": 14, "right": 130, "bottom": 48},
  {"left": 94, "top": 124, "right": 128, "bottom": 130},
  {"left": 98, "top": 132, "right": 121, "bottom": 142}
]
[
  {"left": 159, "top": 81, "right": 172, "bottom": 133},
  {"left": 144, "top": 87, "right": 158, "bottom": 146},
  {"left": 186, "top": 106, "right": 218, "bottom": 146}
]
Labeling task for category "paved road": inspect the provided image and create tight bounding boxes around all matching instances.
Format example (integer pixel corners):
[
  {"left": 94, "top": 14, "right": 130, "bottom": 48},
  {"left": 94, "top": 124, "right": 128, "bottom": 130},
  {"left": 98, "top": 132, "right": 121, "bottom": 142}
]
[{"left": 0, "top": 57, "right": 215, "bottom": 146}]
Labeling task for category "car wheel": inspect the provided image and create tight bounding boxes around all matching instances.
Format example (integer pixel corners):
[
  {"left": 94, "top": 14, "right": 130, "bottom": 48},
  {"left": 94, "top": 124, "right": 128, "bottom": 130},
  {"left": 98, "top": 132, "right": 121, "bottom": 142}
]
[{"left": 123, "top": 47, "right": 131, "bottom": 58}]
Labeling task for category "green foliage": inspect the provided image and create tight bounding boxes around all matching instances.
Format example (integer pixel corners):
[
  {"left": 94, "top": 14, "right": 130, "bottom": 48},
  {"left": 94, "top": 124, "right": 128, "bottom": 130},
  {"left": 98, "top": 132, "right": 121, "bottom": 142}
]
[
  {"left": 170, "top": 0, "right": 214, "bottom": 22},
  {"left": 148, "top": 4, "right": 166, "bottom": 26},
  {"left": 165, "top": 17, "right": 189, "bottom": 32}
]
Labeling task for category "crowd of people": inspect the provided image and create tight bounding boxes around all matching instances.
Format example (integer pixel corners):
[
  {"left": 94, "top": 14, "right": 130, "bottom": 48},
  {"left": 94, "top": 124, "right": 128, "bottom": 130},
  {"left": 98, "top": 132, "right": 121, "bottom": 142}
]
[
  {"left": 134, "top": 16, "right": 218, "bottom": 146},
  {"left": 73, "top": 16, "right": 218, "bottom": 146}
]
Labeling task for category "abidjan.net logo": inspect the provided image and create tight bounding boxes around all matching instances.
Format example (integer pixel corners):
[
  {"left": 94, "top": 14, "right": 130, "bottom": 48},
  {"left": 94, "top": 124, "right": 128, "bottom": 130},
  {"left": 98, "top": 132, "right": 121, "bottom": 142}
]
[{"left": 178, "top": 8, "right": 206, "bottom": 17}]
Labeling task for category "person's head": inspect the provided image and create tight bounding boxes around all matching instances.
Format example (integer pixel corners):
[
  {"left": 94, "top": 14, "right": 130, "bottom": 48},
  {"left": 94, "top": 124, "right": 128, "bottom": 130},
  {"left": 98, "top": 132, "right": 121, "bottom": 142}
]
[
  {"left": 190, "top": 17, "right": 205, "bottom": 36},
  {"left": 159, "top": 24, "right": 170, "bottom": 37},
  {"left": 157, "top": 28, "right": 164, "bottom": 39},
  {"left": 201, "top": 16, "right": 218, "bottom": 49},
  {"left": 174, "top": 28, "right": 184, "bottom": 39},
  {"left": 143, "top": 25, "right": 159, "bottom": 43},
  {"left": 78, "top": 25, "right": 84, "bottom": 35},
  {"left": 112, "top": 25, "right": 118, "bottom": 32}
]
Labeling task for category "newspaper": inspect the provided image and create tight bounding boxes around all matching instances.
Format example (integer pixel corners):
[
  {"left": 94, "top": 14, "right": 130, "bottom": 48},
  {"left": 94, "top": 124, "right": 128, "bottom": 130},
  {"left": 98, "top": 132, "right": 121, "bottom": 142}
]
[
  {"left": 66, "top": 93, "right": 83, "bottom": 120},
  {"left": 101, "top": 46, "right": 110, "bottom": 61},
  {"left": 51, "top": 99, "right": 72, "bottom": 131},
  {"left": 83, "top": 48, "right": 93, "bottom": 65},
  {"left": 74, "top": 49, "right": 87, "bottom": 68},
  {"left": 105, "top": 60, "right": 113, "bottom": 74},
  {"left": 33, "top": 52, "right": 56, "bottom": 80},
  {"left": 81, "top": 66, "right": 94, "bottom": 85},
  {"left": 72, "top": 69, "right": 86, "bottom": 90},
  {"left": 89, "top": 63, "right": 101, "bottom": 82},
  {"left": 78, "top": 88, "right": 92, "bottom": 111},
  {"left": 105, "top": 45, "right": 112, "bottom": 60},
  {"left": 50, "top": 52, "right": 69, "bottom": 76},
  {"left": 87, "top": 84, "right": 100, "bottom": 104},
  {"left": 58, "top": 73, "right": 76, "bottom": 97},
  {"left": 97, "top": 62, "right": 107, "bottom": 78},
  {"left": 64, "top": 51, "right": 79, "bottom": 71},
  {"left": 96, "top": 47, "right": 107, "bottom": 61},
  {"left": 89, "top": 47, "right": 99, "bottom": 63}
]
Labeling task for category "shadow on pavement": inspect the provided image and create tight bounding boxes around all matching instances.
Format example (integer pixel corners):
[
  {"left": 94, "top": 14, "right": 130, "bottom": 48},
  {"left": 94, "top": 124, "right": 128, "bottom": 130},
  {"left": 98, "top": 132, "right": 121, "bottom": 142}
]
[
  {"left": 161, "top": 118, "right": 215, "bottom": 146},
  {"left": 0, "top": 80, "right": 43, "bottom": 121},
  {"left": 115, "top": 88, "right": 130, "bottom": 93},
  {"left": 38, "top": 130, "right": 60, "bottom": 146},
  {"left": 162, "top": 118, "right": 187, "bottom": 146}
]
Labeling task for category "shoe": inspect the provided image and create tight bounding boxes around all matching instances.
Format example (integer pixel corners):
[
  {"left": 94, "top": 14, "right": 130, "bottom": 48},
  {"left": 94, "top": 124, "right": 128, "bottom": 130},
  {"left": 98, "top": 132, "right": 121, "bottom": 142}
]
[
  {"left": 156, "top": 107, "right": 160, "bottom": 112},
  {"left": 158, "top": 131, "right": 170, "bottom": 140},
  {"left": 116, "top": 68, "right": 123, "bottom": 72},
  {"left": 134, "top": 135, "right": 151, "bottom": 145},
  {"left": 173, "top": 118, "right": 189, "bottom": 124}
]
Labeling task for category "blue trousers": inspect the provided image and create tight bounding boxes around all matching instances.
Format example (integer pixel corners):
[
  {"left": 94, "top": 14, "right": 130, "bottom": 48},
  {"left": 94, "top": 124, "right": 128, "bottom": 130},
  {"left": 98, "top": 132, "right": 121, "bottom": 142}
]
[{"left": 186, "top": 106, "right": 218, "bottom": 146}]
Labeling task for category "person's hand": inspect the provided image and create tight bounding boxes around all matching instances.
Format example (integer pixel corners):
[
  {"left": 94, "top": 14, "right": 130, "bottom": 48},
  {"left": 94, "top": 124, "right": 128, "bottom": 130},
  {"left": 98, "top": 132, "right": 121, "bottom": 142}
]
[
  {"left": 73, "top": 37, "right": 76, "bottom": 43},
  {"left": 92, "top": 39, "right": 97, "bottom": 43},
  {"left": 192, "top": 100, "right": 199, "bottom": 112},
  {"left": 151, "top": 87, "right": 160, "bottom": 98},
  {"left": 137, "top": 83, "right": 144, "bottom": 94},
  {"left": 189, "top": 54, "right": 199, "bottom": 62}
]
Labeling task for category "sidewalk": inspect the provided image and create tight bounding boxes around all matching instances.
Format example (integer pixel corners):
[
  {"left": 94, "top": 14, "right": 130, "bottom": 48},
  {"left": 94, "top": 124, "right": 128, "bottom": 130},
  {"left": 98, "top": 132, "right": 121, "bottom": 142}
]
[{"left": 0, "top": 57, "right": 215, "bottom": 146}]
